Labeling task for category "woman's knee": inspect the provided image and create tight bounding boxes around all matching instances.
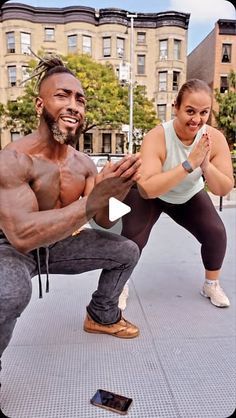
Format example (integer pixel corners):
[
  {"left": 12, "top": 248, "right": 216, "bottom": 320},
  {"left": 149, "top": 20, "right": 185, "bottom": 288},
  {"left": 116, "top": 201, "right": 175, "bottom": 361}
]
[{"left": 207, "top": 220, "right": 226, "bottom": 244}]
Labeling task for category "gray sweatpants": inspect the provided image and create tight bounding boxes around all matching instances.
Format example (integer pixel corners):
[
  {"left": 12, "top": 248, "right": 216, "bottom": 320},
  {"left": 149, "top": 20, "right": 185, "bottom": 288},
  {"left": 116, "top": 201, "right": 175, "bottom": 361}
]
[{"left": 0, "top": 228, "right": 140, "bottom": 372}]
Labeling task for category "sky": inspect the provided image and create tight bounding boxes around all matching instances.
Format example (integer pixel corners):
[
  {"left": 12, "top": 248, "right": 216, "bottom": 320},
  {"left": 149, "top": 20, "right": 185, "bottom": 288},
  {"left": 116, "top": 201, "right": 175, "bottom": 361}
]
[{"left": 5, "top": 0, "right": 236, "bottom": 53}]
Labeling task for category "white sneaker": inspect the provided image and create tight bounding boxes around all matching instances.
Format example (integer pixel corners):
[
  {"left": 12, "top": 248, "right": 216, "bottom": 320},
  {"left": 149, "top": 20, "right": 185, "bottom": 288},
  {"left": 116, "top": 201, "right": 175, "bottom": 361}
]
[
  {"left": 201, "top": 281, "right": 230, "bottom": 307},
  {"left": 118, "top": 283, "right": 129, "bottom": 311}
]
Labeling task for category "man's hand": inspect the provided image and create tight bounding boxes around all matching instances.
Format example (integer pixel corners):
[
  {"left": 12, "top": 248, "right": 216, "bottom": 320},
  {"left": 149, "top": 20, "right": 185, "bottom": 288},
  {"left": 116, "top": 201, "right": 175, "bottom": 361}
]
[
  {"left": 95, "top": 153, "right": 141, "bottom": 184},
  {"left": 87, "top": 153, "right": 141, "bottom": 227}
]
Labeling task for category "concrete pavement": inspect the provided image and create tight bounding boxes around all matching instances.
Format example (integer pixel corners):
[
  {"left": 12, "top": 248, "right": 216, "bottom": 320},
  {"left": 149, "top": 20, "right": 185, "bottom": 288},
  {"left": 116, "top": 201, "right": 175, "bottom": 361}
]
[{"left": 0, "top": 204, "right": 235, "bottom": 418}]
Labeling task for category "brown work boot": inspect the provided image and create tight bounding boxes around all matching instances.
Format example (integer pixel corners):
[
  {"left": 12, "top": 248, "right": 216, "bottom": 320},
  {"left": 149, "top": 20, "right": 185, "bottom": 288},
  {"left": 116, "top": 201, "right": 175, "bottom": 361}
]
[{"left": 83, "top": 313, "right": 139, "bottom": 339}]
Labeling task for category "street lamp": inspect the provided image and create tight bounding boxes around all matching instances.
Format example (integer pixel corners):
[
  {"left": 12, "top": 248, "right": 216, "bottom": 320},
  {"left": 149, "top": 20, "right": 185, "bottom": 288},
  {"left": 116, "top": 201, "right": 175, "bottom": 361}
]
[{"left": 127, "top": 13, "right": 137, "bottom": 154}]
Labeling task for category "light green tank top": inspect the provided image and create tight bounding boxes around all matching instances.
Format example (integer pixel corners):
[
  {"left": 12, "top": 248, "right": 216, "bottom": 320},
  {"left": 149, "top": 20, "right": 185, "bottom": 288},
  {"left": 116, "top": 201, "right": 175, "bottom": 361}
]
[{"left": 159, "top": 120, "right": 205, "bottom": 204}]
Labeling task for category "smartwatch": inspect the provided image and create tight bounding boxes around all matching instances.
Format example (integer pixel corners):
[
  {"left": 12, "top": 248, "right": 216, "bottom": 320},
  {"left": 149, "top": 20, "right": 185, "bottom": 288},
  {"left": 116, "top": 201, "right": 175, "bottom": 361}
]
[{"left": 182, "top": 160, "right": 193, "bottom": 173}]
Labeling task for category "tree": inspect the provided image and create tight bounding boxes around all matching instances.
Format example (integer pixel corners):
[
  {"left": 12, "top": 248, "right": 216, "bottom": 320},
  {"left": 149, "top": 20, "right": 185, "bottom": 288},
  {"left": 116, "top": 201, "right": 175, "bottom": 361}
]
[
  {"left": 214, "top": 70, "right": 236, "bottom": 149},
  {"left": 5, "top": 85, "right": 37, "bottom": 135},
  {"left": 0, "top": 53, "right": 159, "bottom": 147}
]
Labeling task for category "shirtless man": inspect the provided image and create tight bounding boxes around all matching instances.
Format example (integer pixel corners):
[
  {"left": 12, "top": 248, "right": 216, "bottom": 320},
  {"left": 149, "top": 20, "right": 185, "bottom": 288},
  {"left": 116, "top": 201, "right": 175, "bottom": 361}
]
[{"left": 0, "top": 56, "right": 140, "bottom": 417}]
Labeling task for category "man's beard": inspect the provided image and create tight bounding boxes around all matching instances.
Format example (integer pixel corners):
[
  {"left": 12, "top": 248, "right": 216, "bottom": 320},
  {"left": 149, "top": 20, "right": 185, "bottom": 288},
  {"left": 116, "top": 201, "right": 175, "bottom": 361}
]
[{"left": 42, "top": 107, "right": 83, "bottom": 146}]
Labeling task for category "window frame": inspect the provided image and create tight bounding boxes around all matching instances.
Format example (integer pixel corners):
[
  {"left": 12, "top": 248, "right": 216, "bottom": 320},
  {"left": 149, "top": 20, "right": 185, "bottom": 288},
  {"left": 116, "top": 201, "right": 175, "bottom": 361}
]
[
  {"left": 6, "top": 31, "right": 15, "bottom": 53},
  {"left": 103, "top": 37, "right": 111, "bottom": 58},
  {"left": 172, "top": 71, "right": 180, "bottom": 91},
  {"left": 67, "top": 34, "right": 77, "bottom": 53},
  {"left": 221, "top": 43, "right": 231, "bottom": 63},
  {"left": 44, "top": 27, "right": 55, "bottom": 42},
  {"left": 137, "top": 32, "right": 146, "bottom": 44},
  {"left": 82, "top": 35, "right": 92, "bottom": 55},
  {"left": 159, "top": 39, "right": 168, "bottom": 60},
  {"left": 173, "top": 39, "right": 181, "bottom": 60},
  {"left": 117, "top": 37, "right": 125, "bottom": 58},
  {"left": 137, "top": 54, "right": 145, "bottom": 75},
  {"left": 157, "top": 104, "right": 167, "bottom": 122},
  {"left": 8, "top": 65, "right": 17, "bottom": 87},
  {"left": 158, "top": 71, "right": 167, "bottom": 92},
  {"left": 20, "top": 32, "right": 31, "bottom": 55}
]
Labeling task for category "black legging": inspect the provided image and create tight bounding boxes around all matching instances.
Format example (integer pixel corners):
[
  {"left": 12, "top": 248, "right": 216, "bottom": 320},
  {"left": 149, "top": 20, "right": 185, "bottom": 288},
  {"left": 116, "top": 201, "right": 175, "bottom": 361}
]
[{"left": 121, "top": 187, "right": 227, "bottom": 271}]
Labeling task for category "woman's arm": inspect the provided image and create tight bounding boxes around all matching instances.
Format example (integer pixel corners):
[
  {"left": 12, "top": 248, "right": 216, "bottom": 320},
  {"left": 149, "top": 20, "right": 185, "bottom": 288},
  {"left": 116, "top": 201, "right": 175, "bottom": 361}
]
[
  {"left": 137, "top": 126, "right": 189, "bottom": 198},
  {"left": 201, "top": 127, "right": 234, "bottom": 196}
]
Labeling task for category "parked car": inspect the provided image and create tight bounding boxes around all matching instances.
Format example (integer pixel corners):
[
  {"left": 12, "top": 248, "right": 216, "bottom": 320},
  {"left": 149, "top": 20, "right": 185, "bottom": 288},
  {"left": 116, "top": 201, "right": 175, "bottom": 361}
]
[{"left": 88, "top": 153, "right": 125, "bottom": 172}]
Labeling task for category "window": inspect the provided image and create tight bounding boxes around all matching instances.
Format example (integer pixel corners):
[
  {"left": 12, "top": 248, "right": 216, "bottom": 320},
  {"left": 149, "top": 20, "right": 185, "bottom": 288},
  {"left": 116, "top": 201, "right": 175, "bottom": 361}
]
[
  {"left": 21, "top": 66, "right": 29, "bottom": 82},
  {"left": 83, "top": 133, "right": 93, "bottom": 153},
  {"left": 20, "top": 32, "right": 31, "bottom": 54},
  {"left": 6, "top": 32, "right": 15, "bottom": 53},
  {"left": 157, "top": 104, "right": 166, "bottom": 122},
  {"left": 44, "top": 28, "right": 55, "bottom": 41},
  {"left": 8, "top": 66, "right": 17, "bottom": 87},
  {"left": 220, "top": 76, "right": 228, "bottom": 93},
  {"left": 68, "top": 35, "right": 77, "bottom": 53},
  {"left": 159, "top": 40, "right": 168, "bottom": 60},
  {"left": 174, "top": 39, "right": 181, "bottom": 60},
  {"left": 83, "top": 35, "right": 92, "bottom": 54},
  {"left": 158, "top": 71, "right": 167, "bottom": 91},
  {"left": 116, "top": 134, "right": 124, "bottom": 153},
  {"left": 222, "top": 44, "right": 231, "bottom": 63},
  {"left": 117, "top": 37, "right": 125, "bottom": 58},
  {"left": 137, "top": 55, "right": 145, "bottom": 75},
  {"left": 11, "top": 132, "right": 21, "bottom": 142},
  {"left": 102, "top": 133, "right": 111, "bottom": 153},
  {"left": 103, "top": 37, "right": 111, "bottom": 57},
  {"left": 137, "top": 32, "right": 146, "bottom": 44},
  {"left": 173, "top": 71, "right": 180, "bottom": 91}
]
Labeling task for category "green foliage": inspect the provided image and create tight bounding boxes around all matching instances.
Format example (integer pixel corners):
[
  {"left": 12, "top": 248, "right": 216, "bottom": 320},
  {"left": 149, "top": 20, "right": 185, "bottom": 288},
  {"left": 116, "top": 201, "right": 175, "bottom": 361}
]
[
  {"left": 0, "top": 103, "right": 4, "bottom": 118},
  {"left": 66, "top": 54, "right": 128, "bottom": 131},
  {"left": 5, "top": 88, "right": 37, "bottom": 135},
  {"left": 214, "top": 70, "right": 236, "bottom": 148},
  {"left": 0, "top": 53, "right": 158, "bottom": 144}
]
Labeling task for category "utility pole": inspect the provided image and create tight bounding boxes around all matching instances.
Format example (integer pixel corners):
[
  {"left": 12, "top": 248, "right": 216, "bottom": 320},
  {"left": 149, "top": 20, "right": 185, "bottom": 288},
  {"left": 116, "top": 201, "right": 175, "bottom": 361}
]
[{"left": 127, "top": 13, "right": 137, "bottom": 154}]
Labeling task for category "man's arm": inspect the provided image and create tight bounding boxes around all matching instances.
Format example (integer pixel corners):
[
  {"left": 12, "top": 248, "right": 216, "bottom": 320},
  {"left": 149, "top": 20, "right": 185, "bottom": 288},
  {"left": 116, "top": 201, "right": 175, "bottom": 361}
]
[{"left": 0, "top": 150, "right": 99, "bottom": 253}]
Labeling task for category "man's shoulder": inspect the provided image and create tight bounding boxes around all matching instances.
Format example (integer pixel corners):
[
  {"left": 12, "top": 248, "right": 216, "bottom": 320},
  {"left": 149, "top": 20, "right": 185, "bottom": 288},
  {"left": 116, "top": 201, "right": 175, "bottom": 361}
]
[
  {"left": 0, "top": 148, "right": 33, "bottom": 183},
  {"left": 70, "top": 147, "right": 97, "bottom": 173},
  {"left": 0, "top": 147, "right": 32, "bottom": 163}
]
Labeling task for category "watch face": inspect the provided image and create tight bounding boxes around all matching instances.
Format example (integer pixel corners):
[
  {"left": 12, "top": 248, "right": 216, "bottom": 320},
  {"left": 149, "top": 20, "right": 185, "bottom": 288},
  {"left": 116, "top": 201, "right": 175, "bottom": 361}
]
[{"left": 182, "top": 160, "right": 193, "bottom": 173}]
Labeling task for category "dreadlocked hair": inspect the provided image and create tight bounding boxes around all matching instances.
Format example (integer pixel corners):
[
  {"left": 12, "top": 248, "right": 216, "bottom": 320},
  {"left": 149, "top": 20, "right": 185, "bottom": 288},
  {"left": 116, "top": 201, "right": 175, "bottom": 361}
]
[{"left": 23, "top": 49, "right": 75, "bottom": 91}]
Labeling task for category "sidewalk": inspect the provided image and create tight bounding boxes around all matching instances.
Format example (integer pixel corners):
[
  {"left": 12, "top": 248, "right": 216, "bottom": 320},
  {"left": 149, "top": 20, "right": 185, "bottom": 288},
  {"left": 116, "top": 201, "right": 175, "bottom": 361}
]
[
  {"left": 208, "top": 188, "right": 236, "bottom": 209},
  {"left": 1, "top": 207, "right": 235, "bottom": 418}
]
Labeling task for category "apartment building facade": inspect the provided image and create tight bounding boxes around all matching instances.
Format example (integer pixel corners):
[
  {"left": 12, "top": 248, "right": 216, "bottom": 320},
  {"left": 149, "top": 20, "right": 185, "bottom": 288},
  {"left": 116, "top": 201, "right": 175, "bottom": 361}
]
[
  {"left": 187, "top": 19, "right": 236, "bottom": 125},
  {"left": 0, "top": 3, "right": 190, "bottom": 151}
]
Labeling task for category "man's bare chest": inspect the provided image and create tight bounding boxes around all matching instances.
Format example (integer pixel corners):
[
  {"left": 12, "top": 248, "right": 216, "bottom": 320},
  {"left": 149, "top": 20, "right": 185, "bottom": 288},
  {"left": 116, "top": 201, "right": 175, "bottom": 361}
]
[{"left": 30, "top": 158, "right": 86, "bottom": 210}]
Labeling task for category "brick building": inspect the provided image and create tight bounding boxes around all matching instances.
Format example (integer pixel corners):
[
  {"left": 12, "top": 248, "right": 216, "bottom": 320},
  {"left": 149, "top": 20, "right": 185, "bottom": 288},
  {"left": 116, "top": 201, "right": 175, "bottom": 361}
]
[
  {"left": 187, "top": 19, "right": 236, "bottom": 125},
  {"left": 0, "top": 3, "right": 190, "bottom": 151}
]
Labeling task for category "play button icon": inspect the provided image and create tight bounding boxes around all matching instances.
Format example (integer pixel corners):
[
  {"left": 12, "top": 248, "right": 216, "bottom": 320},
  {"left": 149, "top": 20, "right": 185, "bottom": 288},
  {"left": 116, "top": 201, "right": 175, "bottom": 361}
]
[{"left": 109, "top": 197, "right": 131, "bottom": 222}]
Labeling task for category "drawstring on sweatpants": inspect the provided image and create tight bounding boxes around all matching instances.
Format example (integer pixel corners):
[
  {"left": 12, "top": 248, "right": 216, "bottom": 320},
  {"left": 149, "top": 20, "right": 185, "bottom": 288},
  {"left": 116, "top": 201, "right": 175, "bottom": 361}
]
[
  {"left": 45, "top": 246, "right": 49, "bottom": 293},
  {"left": 36, "top": 247, "right": 50, "bottom": 298}
]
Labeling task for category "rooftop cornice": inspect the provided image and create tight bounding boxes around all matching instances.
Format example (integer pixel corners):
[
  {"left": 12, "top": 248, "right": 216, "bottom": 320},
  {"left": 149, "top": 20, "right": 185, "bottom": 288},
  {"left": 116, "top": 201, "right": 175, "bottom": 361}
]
[
  {"left": 0, "top": 3, "right": 190, "bottom": 29},
  {"left": 217, "top": 19, "right": 236, "bottom": 35}
]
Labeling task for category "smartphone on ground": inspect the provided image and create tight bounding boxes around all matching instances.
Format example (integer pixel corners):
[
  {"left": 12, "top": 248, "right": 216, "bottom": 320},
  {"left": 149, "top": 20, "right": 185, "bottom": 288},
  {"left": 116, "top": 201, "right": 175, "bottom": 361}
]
[{"left": 90, "top": 389, "right": 133, "bottom": 415}]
